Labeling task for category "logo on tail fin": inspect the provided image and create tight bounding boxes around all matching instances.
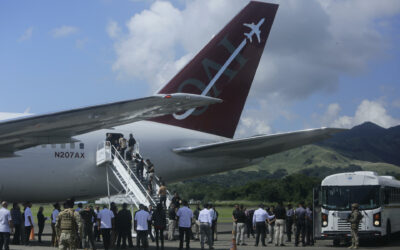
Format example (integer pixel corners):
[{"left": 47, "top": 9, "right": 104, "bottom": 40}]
[
  {"left": 173, "top": 18, "right": 266, "bottom": 120},
  {"left": 243, "top": 18, "right": 265, "bottom": 43}
]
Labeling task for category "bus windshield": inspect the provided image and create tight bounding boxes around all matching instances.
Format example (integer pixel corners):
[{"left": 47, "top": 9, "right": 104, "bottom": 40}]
[{"left": 322, "top": 185, "right": 380, "bottom": 210}]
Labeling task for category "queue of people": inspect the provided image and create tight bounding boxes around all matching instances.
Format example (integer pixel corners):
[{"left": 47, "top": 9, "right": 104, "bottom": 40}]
[
  {"left": 0, "top": 198, "right": 366, "bottom": 250},
  {"left": 1, "top": 200, "right": 132, "bottom": 250},
  {"left": 167, "top": 200, "right": 219, "bottom": 250},
  {"left": 232, "top": 201, "right": 314, "bottom": 247},
  {"left": 0, "top": 196, "right": 218, "bottom": 250}
]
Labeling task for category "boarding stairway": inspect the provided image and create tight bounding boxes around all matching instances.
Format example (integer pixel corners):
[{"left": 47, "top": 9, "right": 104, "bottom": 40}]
[{"left": 96, "top": 141, "right": 172, "bottom": 209}]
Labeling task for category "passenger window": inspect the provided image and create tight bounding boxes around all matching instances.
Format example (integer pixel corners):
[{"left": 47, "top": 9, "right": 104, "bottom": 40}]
[
  {"left": 79, "top": 143, "right": 84, "bottom": 149},
  {"left": 70, "top": 143, "right": 75, "bottom": 149},
  {"left": 61, "top": 144, "right": 66, "bottom": 149},
  {"left": 41, "top": 145, "right": 46, "bottom": 148},
  {"left": 51, "top": 144, "right": 56, "bottom": 149}
]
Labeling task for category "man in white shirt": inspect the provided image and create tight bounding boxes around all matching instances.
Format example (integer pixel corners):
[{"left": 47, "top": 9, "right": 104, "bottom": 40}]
[
  {"left": 176, "top": 200, "right": 193, "bottom": 250},
  {"left": 0, "top": 201, "right": 13, "bottom": 250},
  {"left": 198, "top": 204, "right": 213, "bottom": 250},
  {"left": 50, "top": 203, "right": 60, "bottom": 247},
  {"left": 252, "top": 204, "right": 274, "bottom": 246},
  {"left": 97, "top": 205, "right": 115, "bottom": 250},
  {"left": 23, "top": 202, "right": 34, "bottom": 245},
  {"left": 134, "top": 204, "right": 151, "bottom": 250}
]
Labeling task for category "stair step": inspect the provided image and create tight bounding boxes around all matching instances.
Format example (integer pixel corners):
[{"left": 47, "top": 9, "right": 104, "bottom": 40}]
[{"left": 102, "top": 147, "right": 171, "bottom": 209}]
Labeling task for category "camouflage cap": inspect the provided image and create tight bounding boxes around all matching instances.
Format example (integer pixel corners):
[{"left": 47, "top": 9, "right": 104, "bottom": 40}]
[{"left": 351, "top": 203, "right": 359, "bottom": 208}]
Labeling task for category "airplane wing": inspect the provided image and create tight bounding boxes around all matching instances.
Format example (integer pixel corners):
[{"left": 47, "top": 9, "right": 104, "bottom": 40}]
[
  {"left": 0, "top": 94, "right": 221, "bottom": 156},
  {"left": 173, "top": 128, "right": 346, "bottom": 159}
]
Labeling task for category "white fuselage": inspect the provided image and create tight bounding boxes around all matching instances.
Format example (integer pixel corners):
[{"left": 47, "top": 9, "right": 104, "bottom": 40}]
[{"left": 0, "top": 121, "right": 260, "bottom": 202}]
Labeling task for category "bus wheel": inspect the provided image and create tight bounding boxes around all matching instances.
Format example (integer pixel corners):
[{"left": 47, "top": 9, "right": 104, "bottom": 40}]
[
  {"left": 385, "top": 220, "right": 391, "bottom": 243},
  {"left": 333, "top": 239, "right": 340, "bottom": 246}
]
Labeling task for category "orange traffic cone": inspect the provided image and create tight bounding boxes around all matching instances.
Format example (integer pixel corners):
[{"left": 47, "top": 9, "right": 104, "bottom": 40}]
[{"left": 230, "top": 230, "right": 237, "bottom": 250}]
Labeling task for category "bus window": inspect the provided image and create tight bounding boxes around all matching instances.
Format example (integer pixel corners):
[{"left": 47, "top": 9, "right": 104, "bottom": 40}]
[{"left": 322, "top": 186, "right": 380, "bottom": 210}]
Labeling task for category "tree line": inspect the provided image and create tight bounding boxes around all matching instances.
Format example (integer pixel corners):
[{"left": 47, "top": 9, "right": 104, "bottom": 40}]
[{"left": 169, "top": 173, "right": 321, "bottom": 204}]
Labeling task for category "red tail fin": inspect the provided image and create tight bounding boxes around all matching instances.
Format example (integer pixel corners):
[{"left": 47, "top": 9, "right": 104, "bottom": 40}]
[{"left": 153, "top": 1, "right": 278, "bottom": 138}]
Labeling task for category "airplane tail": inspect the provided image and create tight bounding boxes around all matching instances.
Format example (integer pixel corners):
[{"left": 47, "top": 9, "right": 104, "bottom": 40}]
[{"left": 152, "top": 1, "right": 278, "bottom": 138}]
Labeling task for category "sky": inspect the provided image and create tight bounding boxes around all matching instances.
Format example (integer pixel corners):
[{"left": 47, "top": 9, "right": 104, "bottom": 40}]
[{"left": 1, "top": 0, "right": 400, "bottom": 138}]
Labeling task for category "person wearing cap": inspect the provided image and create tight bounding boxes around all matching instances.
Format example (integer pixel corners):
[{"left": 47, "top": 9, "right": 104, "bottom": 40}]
[
  {"left": 0, "top": 201, "right": 14, "bottom": 250},
  {"left": 79, "top": 205, "right": 97, "bottom": 250},
  {"left": 56, "top": 199, "right": 82, "bottom": 250},
  {"left": 347, "top": 203, "right": 363, "bottom": 249},
  {"left": 252, "top": 204, "right": 274, "bottom": 246}
]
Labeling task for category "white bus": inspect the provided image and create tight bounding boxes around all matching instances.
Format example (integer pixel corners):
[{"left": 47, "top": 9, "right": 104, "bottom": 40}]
[{"left": 318, "top": 171, "right": 400, "bottom": 245}]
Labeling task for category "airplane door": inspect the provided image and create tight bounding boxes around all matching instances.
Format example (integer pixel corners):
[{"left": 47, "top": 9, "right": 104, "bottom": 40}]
[
  {"left": 106, "top": 133, "right": 123, "bottom": 146},
  {"left": 313, "top": 186, "right": 322, "bottom": 240}
]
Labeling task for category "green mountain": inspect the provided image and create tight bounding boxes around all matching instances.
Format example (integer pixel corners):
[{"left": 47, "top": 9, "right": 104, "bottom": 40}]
[
  {"left": 240, "top": 122, "right": 400, "bottom": 179},
  {"left": 170, "top": 122, "right": 400, "bottom": 202},
  {"left": 318, "top": 122, "right": 400, "bottom": 165},
  {"left": 254, "top": 144, "right": 400, "bottom": 178},
  {"left": 178, "top": 122, "right": 400, "bottom": 187}
]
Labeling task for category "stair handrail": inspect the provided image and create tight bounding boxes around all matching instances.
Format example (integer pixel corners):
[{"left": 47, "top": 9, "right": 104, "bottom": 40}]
[
  {"left": 141, "top": 160, "right": 173, "bottom": 207},
  {"left": 111, "top": 145, "right": 156, "bottom": 206},
  {"left": 109, "top": 166, "right": 140, "bottom": 208}
]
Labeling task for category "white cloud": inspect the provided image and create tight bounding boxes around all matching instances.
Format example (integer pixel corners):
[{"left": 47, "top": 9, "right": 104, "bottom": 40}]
[
  {"left": 18, "top": 27, "right": 33, "bottom": 42},
  {"left": 319, "top": 103, "right": 341, "bottom": 126},
  {"left": 236, "top": 117, "right": 272, "bottom": 137},
  {"left": 107, "top": 20, "right": 122, "bottom": 39},
  {"left": 323, "top": 100, "right": 400, "bottom": 128},
  {"left": 235, "top": 97, "right": 297, "bottom": 137},
  {"left": 108, "top": 0, "right": 400, "bottom": 133},
  {"left": 109, "top": 0, "right": 245, "bottom": 91},
  {"left": 52, "top": 25, "right": 79, "bottom": 38}
]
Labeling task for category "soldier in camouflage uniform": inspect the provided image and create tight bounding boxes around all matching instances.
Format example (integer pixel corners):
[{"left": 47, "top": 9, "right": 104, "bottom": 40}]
[
  {"left": 56, "top": 200, "right": 82, "bottom": 250},
  {"left": 347, "top": 203, "right": 363, "bottom": 249}
]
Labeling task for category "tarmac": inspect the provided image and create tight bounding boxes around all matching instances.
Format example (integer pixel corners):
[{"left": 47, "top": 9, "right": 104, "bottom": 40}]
[{"left": 7, "top": 222, "right": 400, "bottom": 250}]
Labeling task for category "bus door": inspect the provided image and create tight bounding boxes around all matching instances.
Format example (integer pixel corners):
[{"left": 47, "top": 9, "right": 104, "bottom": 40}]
[{"left": 313, "top": 186, "right": 322, "bottom": 239}]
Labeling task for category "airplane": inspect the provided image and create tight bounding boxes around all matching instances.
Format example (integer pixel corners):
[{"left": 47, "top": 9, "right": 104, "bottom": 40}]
[
  {"left": 244, "top": 18, "right": 265, "bottom": 43},
  {"left": 0, "top": 1, "right": 344, "bottom": 202}
]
